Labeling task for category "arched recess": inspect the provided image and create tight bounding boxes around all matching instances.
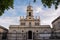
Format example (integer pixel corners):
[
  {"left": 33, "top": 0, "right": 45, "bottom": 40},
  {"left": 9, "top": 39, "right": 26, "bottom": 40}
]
[{"left": 28, "top": 31, "right": 32, "bottom": 39}]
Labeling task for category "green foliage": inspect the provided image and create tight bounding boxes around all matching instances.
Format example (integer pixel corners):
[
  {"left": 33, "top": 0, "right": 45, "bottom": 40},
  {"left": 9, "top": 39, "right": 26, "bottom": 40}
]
[
  {"left": 0, "top": 0, "right": 13, "bottom": 16},
  {"left": 34, "top": 0, "right": 60, "bottom": 9},
  {"left": 34, "top": 0, "right": 36, "bottom": 2},
  {"left": 0, "top": 0, "right": 60, "bottom": 16}
]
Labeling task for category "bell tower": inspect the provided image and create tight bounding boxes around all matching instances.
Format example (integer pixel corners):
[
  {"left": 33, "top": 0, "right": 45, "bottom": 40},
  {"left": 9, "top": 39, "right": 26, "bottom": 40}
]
[{"left": 26, "top": 4, "right": 34, "bottom": 19}]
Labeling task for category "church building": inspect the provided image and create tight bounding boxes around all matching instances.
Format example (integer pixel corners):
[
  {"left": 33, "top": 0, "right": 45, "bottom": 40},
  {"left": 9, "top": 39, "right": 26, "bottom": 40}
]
[{"left": 8, "top": 4, "right": 51, "bottom": 40}]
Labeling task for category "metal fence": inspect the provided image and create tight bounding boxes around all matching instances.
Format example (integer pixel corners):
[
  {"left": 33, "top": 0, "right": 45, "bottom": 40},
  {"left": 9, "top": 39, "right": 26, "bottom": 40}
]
[{"left": 0, "top": 33, "right": 60, "bottom": 40}]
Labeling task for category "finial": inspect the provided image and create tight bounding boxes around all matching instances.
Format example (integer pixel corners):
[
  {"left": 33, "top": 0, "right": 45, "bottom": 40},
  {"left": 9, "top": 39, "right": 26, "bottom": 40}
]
[
  {"left": 38, "top": 16, "right": 40, "bottom": 19},
  {"left": 28, "top": 0, "right": 31, "bottom": 6}
]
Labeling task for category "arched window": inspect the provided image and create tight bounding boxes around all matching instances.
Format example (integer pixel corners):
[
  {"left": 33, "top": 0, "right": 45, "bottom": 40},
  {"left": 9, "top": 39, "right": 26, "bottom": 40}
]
[
  {"left": 21, "top": 23, "right": 25, "bottom": 25},
  {"left": 29, "top": 22, "right": 31, "bottom": 27},
  {"left": 11, "top": 30, "right": 17, "bottom": 38},
  {"left": 35, "top": 22, "right": 39, "bottom": 26},
  {"left": 13, "top": 30, "right": 16, "bottom": 33}
]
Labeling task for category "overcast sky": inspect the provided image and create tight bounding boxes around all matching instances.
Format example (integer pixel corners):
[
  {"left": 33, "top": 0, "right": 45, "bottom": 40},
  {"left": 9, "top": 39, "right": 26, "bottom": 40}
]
[{"left": 0, "top": 0, "right": 60, "bottom": 29}]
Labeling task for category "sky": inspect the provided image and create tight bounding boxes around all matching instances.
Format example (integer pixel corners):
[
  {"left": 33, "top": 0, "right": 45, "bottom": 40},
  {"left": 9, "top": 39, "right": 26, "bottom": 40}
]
[{"left": 0, "top": 0, "right": 60, "bottom": 29}]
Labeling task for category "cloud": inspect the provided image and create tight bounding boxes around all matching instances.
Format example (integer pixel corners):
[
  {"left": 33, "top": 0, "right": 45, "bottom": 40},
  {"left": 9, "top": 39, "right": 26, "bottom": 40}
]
[
  {"left": 0, "top": 16, "right": 20, "bottom": 28},
  {"left": 0, "top": 5, "right": 27, "bottom": 29},
  {"left": 33, "top": 6, "right": 43, "bottom": 16},
  {"left": 4, "top": 8, "right": 17, "bottom": 17},
  {"left": 15, "top": 6, "right": 26, "bottom": 12},
  {"left": 0, "top": 2, "right": 60, "bottom": 29},
  {"left": 34, "top": 7, "right": 43, "bottom": 13},
  {"left": 4, "top": 5, "right": 26, "bottom": 17},
  {"left": 33, "top": 5, "right": 60, "bottom": 28}
]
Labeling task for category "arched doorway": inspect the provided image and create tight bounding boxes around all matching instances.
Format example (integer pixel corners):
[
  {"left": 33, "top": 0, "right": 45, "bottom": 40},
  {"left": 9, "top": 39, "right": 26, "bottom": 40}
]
[{"left": 28, "top": 31, "right": 32, "bottom": 39}]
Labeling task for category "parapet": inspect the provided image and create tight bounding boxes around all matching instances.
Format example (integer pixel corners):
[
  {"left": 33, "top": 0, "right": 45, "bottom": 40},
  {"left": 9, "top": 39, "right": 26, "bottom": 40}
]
[
  {"left": 20, "top": 16, "right": 25, "bottom": 20},
  {"left": 9, "top": 25, "right": 19, "bottom": 28},
  {"left": 35, "top": 16, "right": 40, "bottom": 20}
]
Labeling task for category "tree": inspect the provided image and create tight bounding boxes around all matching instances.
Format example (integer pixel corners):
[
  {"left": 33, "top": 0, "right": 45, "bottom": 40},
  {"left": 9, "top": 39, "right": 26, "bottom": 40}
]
[
  {"left": 34, "top": 0, "right": 60, "bottom": 9},
  {"left": 0, "top": 0, "right": 13, "bottom": 16},
  {"left": 0, "top": 0, "right": 60, "bottom": 16}
]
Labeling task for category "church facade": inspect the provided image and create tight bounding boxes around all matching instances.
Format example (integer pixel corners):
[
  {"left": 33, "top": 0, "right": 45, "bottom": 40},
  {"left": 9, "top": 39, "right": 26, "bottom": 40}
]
[{"left": 8, "top": 5, "right": 51, "bottom": 40}]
